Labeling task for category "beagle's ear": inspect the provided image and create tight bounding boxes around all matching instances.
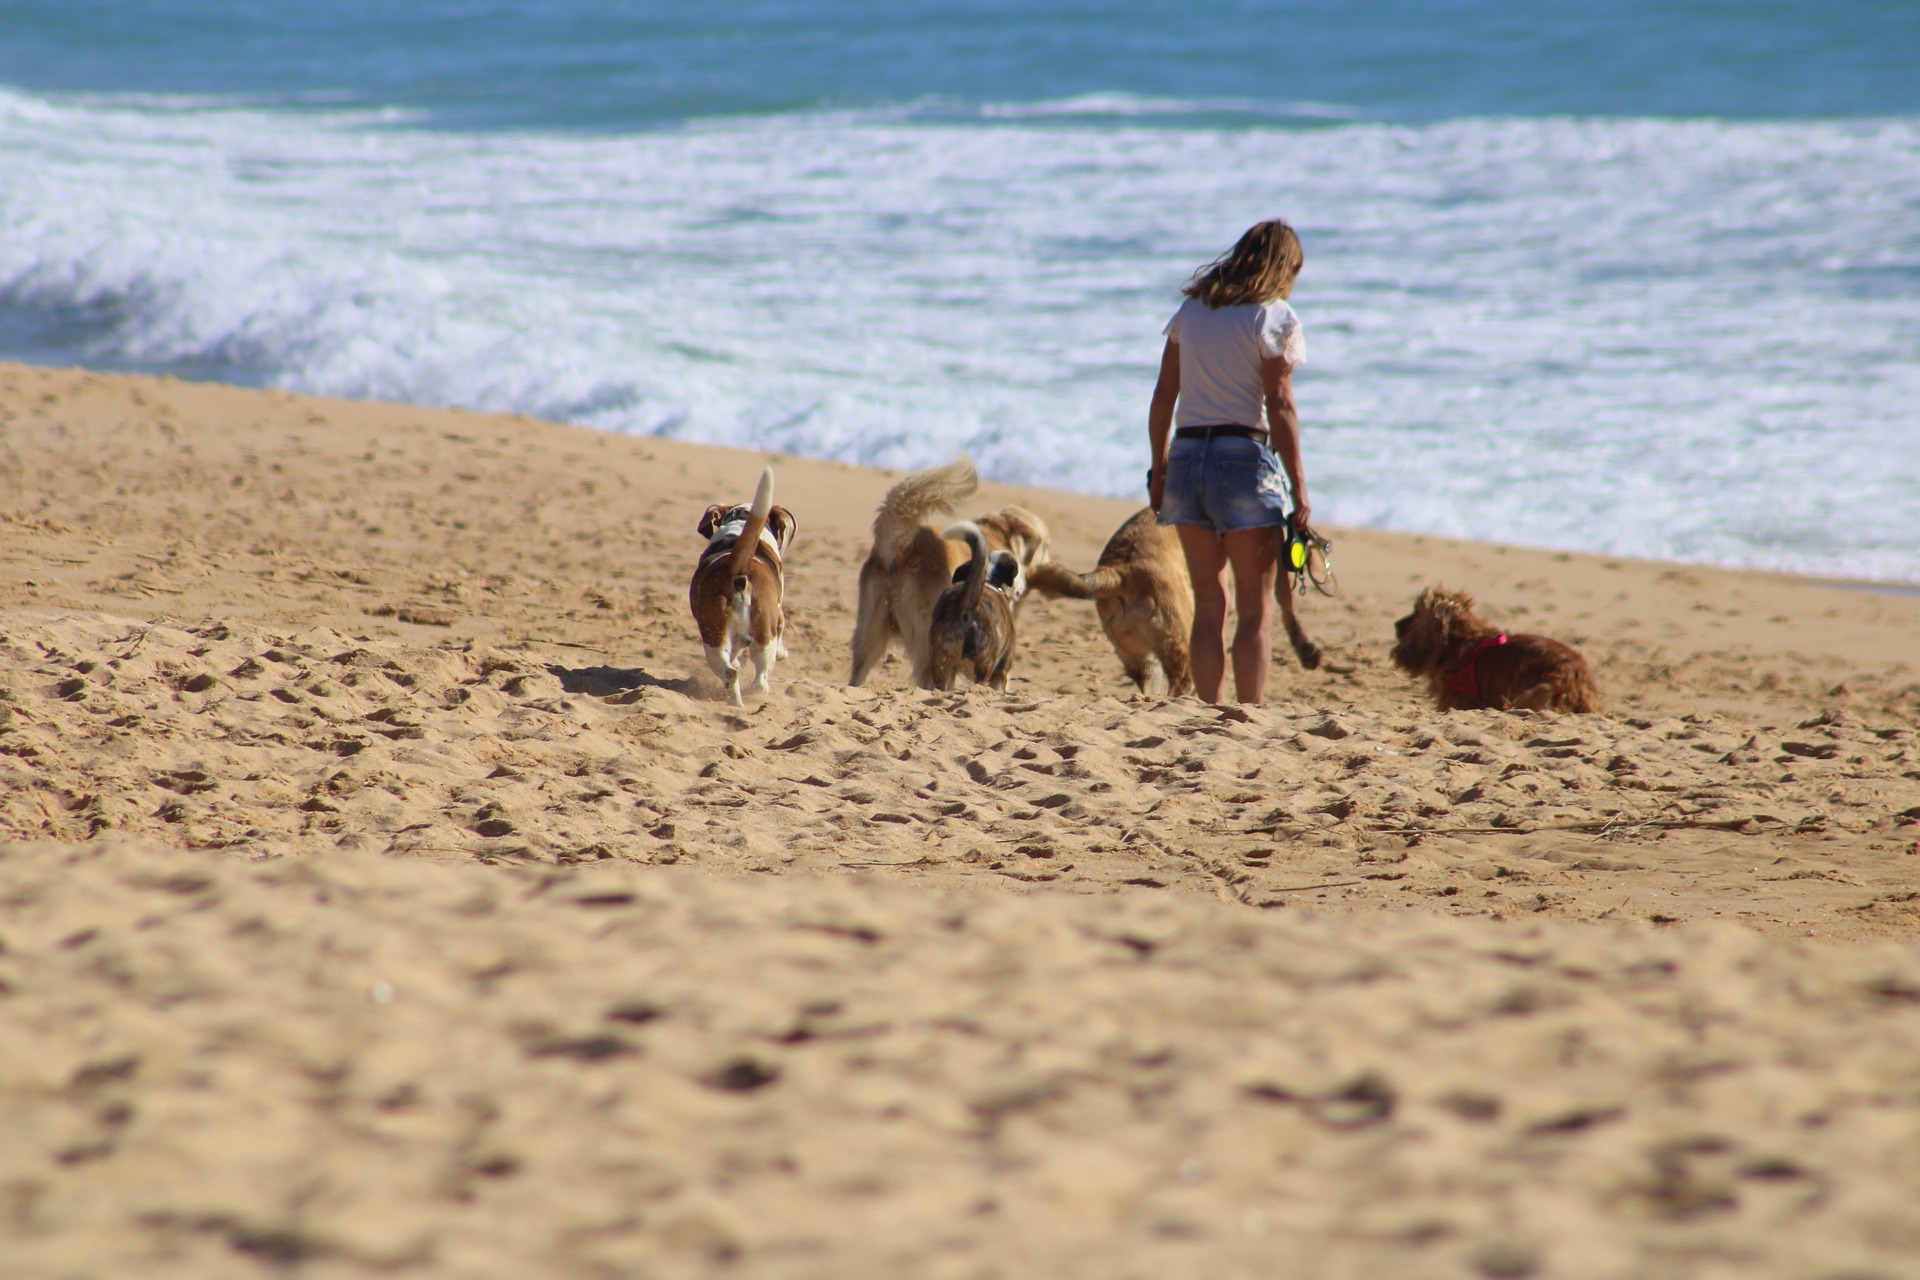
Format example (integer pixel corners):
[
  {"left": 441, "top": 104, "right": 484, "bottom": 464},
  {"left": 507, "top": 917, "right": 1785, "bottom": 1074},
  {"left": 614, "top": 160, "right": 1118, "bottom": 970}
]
[
  {"left": 697, "top": 505, "right": 728, "bottom": 538},
  {"left": 768, "top": 506, "right": 798, "bottom": 550}
]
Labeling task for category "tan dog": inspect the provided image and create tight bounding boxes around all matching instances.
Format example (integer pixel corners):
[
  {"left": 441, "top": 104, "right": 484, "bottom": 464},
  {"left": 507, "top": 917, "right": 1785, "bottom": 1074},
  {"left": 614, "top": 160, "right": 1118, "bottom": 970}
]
[
  {"left": 1045, "top": 508, "right": 1323, "bottom": 698},
  {"left": 688, "top": 466, "right": 797, "bottom": 706},
  {"left": 926, "top": 522, "right": 1017, "bottom": 691},
  {"left": 847, "top": 456, "right": 1062, "bottom": 687},
  {"left": 1047, "top": 507, "right": 1195, "bottom": 697},
  {"left": 1391, "top": 586, "right": 1599, "bottom": 713}
]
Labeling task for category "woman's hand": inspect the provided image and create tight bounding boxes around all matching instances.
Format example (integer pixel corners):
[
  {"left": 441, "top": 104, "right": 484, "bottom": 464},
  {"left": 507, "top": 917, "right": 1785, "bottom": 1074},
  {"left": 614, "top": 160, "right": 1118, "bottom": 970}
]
[{"left": 1149, "top": 465, "right": 1166, "bottom": 514}]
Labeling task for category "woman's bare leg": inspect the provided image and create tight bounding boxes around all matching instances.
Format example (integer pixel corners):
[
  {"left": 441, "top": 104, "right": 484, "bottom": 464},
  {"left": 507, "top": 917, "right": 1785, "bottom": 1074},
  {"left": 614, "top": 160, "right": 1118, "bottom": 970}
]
[
  {"left": 1222, "top": 526, "right": 1278, "bottom": 703},
  {"left": 1176, "top": 525, "right": 1230, "bottom": 702}
]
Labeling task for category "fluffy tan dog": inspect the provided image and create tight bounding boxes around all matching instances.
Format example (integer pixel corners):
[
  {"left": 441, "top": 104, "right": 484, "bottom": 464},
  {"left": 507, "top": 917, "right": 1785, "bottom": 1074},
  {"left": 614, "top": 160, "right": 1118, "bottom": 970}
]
[
  {"left": 847, "top": 456, "right": 1061, "bottom": 687},
  {"left": 1049, "top": 507, "right": 1195, "bottom": 697},
  {"left": 926, "top": 522, "right": 1017, "bottom": 692},
  {"left": 1045, "top": 508, "right": 1324, "bottom": 698},
  {"left": 1390, "top": 586, "right": 1599, "bottom": 713},
  {"left": 688, "top": 466, "right": 797, "bottom": 706}
]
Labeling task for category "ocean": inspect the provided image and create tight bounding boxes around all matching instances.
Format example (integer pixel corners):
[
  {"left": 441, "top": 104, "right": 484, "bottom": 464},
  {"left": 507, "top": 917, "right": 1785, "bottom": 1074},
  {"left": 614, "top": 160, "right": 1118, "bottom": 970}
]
[{"left": 3, "top": 2, "right": 1917, "bottom": 583}]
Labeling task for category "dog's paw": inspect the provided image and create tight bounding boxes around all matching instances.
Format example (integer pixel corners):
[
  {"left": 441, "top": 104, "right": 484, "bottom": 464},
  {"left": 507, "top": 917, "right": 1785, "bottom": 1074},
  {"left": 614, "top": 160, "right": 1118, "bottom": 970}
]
[{"left": 1296, "top": 641, "right": 1323, "bottom": 670}]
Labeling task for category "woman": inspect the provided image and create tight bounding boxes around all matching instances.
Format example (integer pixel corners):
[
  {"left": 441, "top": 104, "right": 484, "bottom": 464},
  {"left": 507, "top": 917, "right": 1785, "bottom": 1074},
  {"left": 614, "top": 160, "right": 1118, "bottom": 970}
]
[{"left": 1148, "top": 219, "right": 1311, "bottom": 704}]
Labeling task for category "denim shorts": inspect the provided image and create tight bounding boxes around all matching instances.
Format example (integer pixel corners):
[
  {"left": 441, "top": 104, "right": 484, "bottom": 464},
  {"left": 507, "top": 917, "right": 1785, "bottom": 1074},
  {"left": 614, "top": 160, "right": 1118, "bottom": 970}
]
[{"left": 1157, "top": 435, "right": 1292, "bottom": 534}]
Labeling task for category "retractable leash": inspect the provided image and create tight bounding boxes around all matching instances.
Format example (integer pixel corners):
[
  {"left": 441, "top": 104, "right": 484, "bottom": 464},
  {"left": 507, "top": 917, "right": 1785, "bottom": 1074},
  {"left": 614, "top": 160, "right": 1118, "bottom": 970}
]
[{"left": 1285, "top": 515, "right": 1338, "bottom": 597}]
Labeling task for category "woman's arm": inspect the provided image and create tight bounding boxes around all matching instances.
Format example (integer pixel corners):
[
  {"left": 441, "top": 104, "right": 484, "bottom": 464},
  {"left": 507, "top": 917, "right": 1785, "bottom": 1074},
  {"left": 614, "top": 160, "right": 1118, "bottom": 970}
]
[
  {"left": 1262, "top": 355, "right": 1309, "bottom": 528},
  {"left": 1148, "top": 338, "right": 1180, "bottom": 513}
]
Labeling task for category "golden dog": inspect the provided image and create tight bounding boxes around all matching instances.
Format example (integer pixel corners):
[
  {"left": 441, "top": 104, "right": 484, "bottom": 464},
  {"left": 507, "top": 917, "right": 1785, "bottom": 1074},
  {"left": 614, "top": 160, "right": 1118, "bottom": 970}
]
[
  {"left": 1046, "top": 508, "right": 1324, "bottom": 698},
  {"left": 1049, "top": 507, "right": 1195, "bottom": 697}
]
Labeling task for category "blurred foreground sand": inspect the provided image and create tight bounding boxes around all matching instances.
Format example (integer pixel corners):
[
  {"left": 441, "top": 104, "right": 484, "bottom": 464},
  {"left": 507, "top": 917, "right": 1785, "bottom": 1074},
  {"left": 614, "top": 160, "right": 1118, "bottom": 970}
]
[{"left": 2, "top": 362, "right": 1918, "bottom": 1278}]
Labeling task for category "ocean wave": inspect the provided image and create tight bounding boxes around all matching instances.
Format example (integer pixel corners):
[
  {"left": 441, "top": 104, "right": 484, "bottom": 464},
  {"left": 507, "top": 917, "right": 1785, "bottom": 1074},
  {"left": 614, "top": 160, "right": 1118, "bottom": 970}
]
[
  {"left": 1, "top": 86, "right": 1917, "bottom": 582},
  {"left": 975, "top": 93, "right": 1366, "bottom": 123}
]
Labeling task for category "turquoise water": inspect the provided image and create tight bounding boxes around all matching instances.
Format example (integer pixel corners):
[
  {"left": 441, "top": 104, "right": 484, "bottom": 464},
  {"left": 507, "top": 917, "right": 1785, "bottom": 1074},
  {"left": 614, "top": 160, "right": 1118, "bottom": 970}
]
[
  {"left": 2, "top": 2, "right": 1917, "bottom": 581},
  {"left": 6, "top": 2, "right": 1915, "bottom": 125}
]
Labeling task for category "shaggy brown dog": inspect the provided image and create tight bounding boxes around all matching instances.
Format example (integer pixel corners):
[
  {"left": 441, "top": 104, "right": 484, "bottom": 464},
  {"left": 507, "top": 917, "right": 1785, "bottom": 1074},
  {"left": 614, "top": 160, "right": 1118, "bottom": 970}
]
[
  {"left": 1391, "top": 587, "right": 1599, "bottom": 712},
  {"left": 926, "top": 522, "right": 1016, "bottom": 692},
  {"left": 688, "top": 466, "right": 798, "bottom": 706},
  {"left": 848, "top": 456, "right": 1063, "bottom": 687}
]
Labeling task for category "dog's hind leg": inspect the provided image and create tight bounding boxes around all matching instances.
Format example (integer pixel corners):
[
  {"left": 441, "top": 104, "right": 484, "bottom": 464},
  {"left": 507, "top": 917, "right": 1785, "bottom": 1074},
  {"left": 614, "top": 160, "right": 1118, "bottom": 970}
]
[
  {"left": 848, "top": 583, "right": 894, "bottom": 686},
  {"left": 924, "top": 644, "right": 954, "bottom": 692},
  {"left": 1158, "top": 643, "right": 1193, "bottom": 698},
  {"left": 705, "top": 644, "right": 744, "bottom": 707},
  {"left": 748, "top": 640, "right": 777, "bottom": 698},
  {"left": 908, "top": 643, "right": 939, "bottom": 691},
  {"left": 1273, "top": 550, "right": 1323, "bottom": 670}
]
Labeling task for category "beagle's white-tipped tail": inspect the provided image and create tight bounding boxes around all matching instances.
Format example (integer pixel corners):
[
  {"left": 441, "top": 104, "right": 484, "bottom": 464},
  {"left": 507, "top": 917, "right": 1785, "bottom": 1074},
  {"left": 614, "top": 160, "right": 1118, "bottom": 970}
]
[{"left": 725, "top": 465, "right": 776, "bottom": 584}]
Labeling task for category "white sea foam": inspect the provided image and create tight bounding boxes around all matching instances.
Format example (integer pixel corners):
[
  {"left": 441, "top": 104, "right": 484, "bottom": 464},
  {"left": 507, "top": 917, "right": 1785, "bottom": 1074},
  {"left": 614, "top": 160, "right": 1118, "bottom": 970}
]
[
  {"left": 976, "top": 93, "right": 1365, "bottom": 121},
  {"left": 2, "top": 87, "right": 1916, "bottom": 582}
]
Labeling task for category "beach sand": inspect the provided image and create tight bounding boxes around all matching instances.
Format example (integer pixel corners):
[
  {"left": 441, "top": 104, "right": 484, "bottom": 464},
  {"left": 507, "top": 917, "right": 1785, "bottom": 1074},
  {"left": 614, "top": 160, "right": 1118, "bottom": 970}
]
[{"left": 2, "top": 360, "right": 1918, "bottom": 1277}]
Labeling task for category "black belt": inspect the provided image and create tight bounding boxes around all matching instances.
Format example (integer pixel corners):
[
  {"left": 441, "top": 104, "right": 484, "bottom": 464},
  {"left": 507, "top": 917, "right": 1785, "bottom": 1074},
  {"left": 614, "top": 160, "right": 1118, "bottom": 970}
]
[{"left": 1174, "top": 424, "right": 1265, "bottom": 441}]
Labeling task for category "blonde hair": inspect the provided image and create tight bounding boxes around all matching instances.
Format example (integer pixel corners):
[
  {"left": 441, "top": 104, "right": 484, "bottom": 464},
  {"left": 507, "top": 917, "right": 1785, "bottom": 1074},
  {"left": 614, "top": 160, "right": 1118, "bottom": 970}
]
[{"left": 1183, "top": 219, "right": 1304, "bottom": 309}]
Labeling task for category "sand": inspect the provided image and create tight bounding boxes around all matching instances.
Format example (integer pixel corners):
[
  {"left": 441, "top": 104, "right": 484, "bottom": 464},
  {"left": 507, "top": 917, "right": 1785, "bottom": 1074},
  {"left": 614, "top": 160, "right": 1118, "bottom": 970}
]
[{"left": 1, "top": 360, "right": 1918, "bottom": 1278}]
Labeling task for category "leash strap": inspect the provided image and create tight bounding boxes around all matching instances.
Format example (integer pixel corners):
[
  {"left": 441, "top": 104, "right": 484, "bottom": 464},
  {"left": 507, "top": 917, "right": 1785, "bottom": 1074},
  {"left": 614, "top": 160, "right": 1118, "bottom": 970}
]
[
  {"left": 1445, "top": 633, "right": 1509, "bottom": 699},
  {"left": 1286, "top": 517, "right": 1338, "bottom": 597}
]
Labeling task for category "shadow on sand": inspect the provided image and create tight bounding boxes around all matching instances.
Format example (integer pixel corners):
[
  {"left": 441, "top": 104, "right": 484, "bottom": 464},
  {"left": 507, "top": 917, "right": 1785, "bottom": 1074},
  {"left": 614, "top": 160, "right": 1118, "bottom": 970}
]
[{"left": 545, "top": 664, "right": 707, "bottom": 700}]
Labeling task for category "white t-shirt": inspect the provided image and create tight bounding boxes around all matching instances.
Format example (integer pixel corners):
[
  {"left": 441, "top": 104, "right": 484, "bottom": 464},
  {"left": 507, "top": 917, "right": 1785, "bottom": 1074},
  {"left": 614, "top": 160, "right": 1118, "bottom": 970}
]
[{"left": 1163, "top": 296, "right": 1305, "bottom": 431}]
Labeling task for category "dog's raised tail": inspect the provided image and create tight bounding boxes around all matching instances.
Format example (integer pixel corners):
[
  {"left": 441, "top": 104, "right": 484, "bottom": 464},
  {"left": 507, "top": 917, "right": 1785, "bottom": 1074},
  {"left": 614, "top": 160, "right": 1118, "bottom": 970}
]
[
  {"left": 726, "top": 466, "right": 776, "bottom": 594},
  {"left": 943, "top": 521, "right": 991, "bottom": 615},
  {"left": 872, "top": 456, "right": 978, "bottom": 566},
  {"left": 1026, "top": 560, "right": 1099, "bottom": 600},
  {"left": 1072, "top": 565, "right": 1127, "bottom": 599}
]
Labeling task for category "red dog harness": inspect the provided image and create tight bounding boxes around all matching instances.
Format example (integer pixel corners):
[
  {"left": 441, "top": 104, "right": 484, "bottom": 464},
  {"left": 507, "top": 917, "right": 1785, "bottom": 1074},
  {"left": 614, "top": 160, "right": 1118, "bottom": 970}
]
[{"left": 1445, "top": 634, "right": 1508, "bottom": 700}]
